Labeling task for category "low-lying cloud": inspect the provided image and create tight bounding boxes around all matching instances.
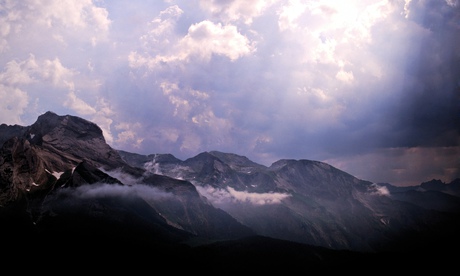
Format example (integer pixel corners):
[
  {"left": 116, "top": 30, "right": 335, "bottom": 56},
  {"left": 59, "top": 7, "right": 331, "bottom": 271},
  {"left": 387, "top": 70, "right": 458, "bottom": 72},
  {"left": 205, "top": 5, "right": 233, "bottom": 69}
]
[
  {"left": 57, "top": 182, "right": 175, "bottom": 202},
  {"left": 196, "top": 185, "right": 291, "bottom": 206},
  {"left": 368, "top": 183, "right": 390, "bottom": 196}
]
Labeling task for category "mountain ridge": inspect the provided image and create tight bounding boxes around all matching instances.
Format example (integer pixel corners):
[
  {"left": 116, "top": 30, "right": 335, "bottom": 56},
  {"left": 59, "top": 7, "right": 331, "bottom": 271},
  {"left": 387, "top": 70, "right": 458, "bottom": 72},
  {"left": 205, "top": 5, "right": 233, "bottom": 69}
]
[{"left": 1, "top": 111, "right": 459, "bottom": 271}]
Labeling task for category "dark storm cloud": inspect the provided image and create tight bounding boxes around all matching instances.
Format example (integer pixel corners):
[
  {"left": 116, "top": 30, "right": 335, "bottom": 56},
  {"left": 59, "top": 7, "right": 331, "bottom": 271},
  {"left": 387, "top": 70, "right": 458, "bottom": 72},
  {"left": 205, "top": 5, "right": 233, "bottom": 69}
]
[{"left": 377, "top": 0, "right": 460, "bottom": 146}]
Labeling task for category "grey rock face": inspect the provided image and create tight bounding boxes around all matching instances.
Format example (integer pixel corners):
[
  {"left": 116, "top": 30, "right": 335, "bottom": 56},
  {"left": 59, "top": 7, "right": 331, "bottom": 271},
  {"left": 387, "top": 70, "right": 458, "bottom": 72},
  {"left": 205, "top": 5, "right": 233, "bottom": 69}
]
[
  {"left": 1, "top": 111, "right": 459, "bottom": 268},
  {"left": 122, "top": 150, "right": 460, "bottom": 252},
  {"left": 0, "top": 111, "right": 253, "bottom": 246}
]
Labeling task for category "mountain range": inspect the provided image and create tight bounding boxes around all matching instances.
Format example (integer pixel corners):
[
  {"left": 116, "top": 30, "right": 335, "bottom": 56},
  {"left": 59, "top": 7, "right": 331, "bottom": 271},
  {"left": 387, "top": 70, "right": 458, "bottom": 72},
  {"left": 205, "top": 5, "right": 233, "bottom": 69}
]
[{"left": 1, "top": 111, "right": 459, "bottom": 273}]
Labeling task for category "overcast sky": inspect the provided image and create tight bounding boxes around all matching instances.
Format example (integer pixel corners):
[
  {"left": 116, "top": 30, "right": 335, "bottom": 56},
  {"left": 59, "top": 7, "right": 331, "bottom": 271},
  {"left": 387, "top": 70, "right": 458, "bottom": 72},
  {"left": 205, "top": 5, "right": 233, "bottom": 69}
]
[{"left": 0, "top": 0, "right": 459, "bottom": 186}]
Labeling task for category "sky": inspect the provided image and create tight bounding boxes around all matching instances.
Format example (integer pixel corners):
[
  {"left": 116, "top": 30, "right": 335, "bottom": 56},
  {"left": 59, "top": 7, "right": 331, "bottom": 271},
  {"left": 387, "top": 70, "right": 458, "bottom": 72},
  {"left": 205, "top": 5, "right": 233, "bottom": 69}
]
[{"left": 0, "top": 0, "right": 459, "bottom": 187}]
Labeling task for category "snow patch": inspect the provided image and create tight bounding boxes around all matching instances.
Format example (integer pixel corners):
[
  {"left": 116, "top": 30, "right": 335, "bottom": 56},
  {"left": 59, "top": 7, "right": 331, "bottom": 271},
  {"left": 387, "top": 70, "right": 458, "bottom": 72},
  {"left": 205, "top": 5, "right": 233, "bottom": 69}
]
[{"left": 45, "top": 169, "right": 64, "bottom": 179}]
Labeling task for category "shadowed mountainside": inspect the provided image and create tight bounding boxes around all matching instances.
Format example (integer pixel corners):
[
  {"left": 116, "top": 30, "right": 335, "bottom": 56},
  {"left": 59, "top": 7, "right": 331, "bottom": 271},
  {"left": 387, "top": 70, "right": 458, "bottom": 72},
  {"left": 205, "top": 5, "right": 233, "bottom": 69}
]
[{"left": 1, "top": 111, "right": 459, "bottom": 272}]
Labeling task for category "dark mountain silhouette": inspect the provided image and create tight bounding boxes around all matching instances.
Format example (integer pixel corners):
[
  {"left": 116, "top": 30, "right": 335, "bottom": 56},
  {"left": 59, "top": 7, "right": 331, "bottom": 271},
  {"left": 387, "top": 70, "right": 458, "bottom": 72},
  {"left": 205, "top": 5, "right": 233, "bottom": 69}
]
[{"left": 1, "top": 111, "right": 459, "bottom": 272}]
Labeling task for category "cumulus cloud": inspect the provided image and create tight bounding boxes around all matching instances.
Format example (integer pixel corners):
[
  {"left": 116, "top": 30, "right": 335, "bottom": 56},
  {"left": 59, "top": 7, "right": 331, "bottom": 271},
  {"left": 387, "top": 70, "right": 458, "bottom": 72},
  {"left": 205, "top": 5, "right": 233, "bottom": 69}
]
[
  {"left": 0, "top": 54, "right": 75, "bottom": 87},
  {"left": 335, "top": 69, "right": 354, "bottom": 83},
  {"left": 1, "top": 0, "right": 458, "bottom": 187},
  {"left": 196, "top": 185, "right": 291, "bottom": 206},
  {"left": 181, "top": 20, "right": 254, "bottom": 61},
  {"left": 90, "top": 99, "right": 116, "bottom": 144},
  {"left": 64, "top": 91, "right": 97, "bottom": 115},
  {"left": 0, "top": 54, "right": 77, "bottom": 124},
  {"left": 113, "top": 121, "right": 144, "bottom": 149},
  {"left": 0, "top": 0, "right": 111, "bottom": 50},
  {"left": 199, "top": 0, "right": 279, "bottom": 24},
  {"left": 130, "top": 10, "right": 255, "bottom": 69},
  {"left": 0, "top": 84, "right": 28, "bottom": 125}
]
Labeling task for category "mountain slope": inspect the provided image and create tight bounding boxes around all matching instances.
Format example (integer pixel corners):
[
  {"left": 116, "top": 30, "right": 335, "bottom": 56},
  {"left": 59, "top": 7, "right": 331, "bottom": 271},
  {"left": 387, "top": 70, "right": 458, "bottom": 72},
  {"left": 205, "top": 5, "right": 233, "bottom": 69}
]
[
  {"left": 0, "top": 112, "right": 254, "bottom": 247},
  {"left": 1, "top": 111, "right": 459, "bottom": 272},
  {"left": 119, "top": 150, "right": 460, "bottom": 253}
]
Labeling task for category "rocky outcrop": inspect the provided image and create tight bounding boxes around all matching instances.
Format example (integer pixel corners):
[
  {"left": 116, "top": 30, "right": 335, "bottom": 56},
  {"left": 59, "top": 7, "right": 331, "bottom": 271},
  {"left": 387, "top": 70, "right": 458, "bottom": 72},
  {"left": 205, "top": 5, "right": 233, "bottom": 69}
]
[
  {"left": 1, "top": 111, "right": 459, "bottom": 266},
  {"left": 120, "top": 150, "right": 460, "bottom": 252},
  {"left": 0, "top": 111, "right": 254, "bottom": 246},
  {"left": 0, "top": 136, "right": 57, "bottom": 205}
]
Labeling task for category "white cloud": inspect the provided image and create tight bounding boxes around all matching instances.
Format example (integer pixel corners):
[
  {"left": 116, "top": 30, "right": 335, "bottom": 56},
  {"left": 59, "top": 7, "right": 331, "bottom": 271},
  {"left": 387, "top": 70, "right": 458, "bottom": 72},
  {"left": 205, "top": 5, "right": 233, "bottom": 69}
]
[
  {"left": 140, "top": 5, "right": 183, "bottom": 50},
  {"left": 159, "top": 81, "right": 212, "bottom": 121},
  {"left": 0, "top": 55, "right": 39, "bottom": 85},
  {"left": 0, "top": 54, "right": 75, "bottom": 87},
  {"left": 277, "top": 0, "right": 308, "bottom": 31},
  {"left": 89, "top": 98, "right": 116, "bottom": 145},
  {"left": 160, "top": 82, "right": 192, "bottom": 118},
  {"left": 0, "top": 0, "right": 111, "bottom": 51},
  {"left": 131, "top": 18, "right": 255, "bottom": 68},
  {"left": 63, "top": 182, "right": 174, "bottom": 202},
  {"left": 1, "top": 0, "right": 457, "bottom": 188},
  {"left": 336, "top": 69, "right": 354, "bottom": 83},
  {"left": 445, "top": 0, "right": 458, "bottom": 7},
  {"left": 196, "top": 185, "right": 291, "bottom": 206},
  {"left": 41, "top": 58, "right": 76, "bottom": 87},
  {"left": 0, "top": 54, "right": 79, "bottom": 124},
  {"left": 369, "top": 183, "right": 390, "bottom": 196},
  {"left": 114, "top": 122, "right": 143, "bottom": 149},
  {"left": 179, "top": 20, "right": 255, "bottom": 61},
  {"left": 0, "top": 84, "right": 28, "bottom": 125},
  {"left": 200, "top": 0, "right": 279, "bottom": 24},
  {"left": 64, "top": 91, "right": 96, "bottom": 115}
]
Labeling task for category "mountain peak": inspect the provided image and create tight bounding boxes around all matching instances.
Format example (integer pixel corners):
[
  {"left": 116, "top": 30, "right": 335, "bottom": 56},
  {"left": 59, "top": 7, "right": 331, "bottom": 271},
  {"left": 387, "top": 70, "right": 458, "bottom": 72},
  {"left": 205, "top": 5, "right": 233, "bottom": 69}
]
[
  {"left": 26, "top": 111, "right": 134, "bottom": 173},
  {"left": 208, "top": 150, "right": 267, "bottom": 169},
  {"left": 31, "top": 111, "right": 103, "bottom": 141}
]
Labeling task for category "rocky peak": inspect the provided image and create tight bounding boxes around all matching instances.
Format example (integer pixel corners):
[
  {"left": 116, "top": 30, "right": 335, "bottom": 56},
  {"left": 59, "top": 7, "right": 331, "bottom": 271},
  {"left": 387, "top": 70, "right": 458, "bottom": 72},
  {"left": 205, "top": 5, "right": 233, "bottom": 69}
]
[
  {"left": 24, "top": 111, "right": 133, "bottom": 173},
  {"left": 0, "top": 111, "right": 145, "bottom": 206},
  {"left": 28, "top": 111, "right": 104, "bottom": 146},
  {"left": 208, "top": 150, "right": 267, "bottom": 171},
  {"left": 420, "top": 179, "right": 445, "bottom": 191},
  {"left": 268, "top": 158, "right": 368, "bottom": 199}
]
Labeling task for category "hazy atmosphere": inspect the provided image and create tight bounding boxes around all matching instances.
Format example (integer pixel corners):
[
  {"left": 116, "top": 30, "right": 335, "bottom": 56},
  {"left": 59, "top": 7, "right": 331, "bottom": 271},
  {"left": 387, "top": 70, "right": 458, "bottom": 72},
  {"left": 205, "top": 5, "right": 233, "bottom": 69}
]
[{"left": 0, "top": 0, "right": 458, "bottom": 186}]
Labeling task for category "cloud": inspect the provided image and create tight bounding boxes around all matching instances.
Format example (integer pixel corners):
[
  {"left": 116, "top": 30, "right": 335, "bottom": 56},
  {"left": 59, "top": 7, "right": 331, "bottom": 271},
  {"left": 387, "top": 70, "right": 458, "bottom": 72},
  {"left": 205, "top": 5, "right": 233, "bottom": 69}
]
[
  {"left": 64, "top": 91, "right": 97, "bottom": 115},
  {"left": 0, "top": 54, "right": 75, "bottom": 88},
  {"left": 199, "top": 0, "right": 279, "bottom": 24},
  {"left": 325, "top": 147, "right": 460, "bottom": 187},
  {"left": 58, "top": 183, "right": 175, "bottom": 203},
  {"left": 1, "top": 0, "right": 458, "bottom": 187},
  {"left": 0, "top": 84, "right": 28, "bottom": 125},
  {"left": 113, "top": 121, "right": 144, "bottom": 149},
  {"left": 181, "top": 20, "right": 254, "bottom": 61},
  {"left": 368, "top": 183, "right": 390, "bottom": 196},
  {"left": 130, "top": 11, "right": 255, "bottom": 69},
  {"left": 0, "top": 0, "right": 111, "bottom": 51},
  {"left": 77, "top": 169, "right": 176, "bottom": 201},
  {"left": 196, "top": 185, "right": 291, "bottom": 206},
  {"left": 335, "top": 69, "right": 354, "bottom": 83},
  {"left": 0, "top": 54, "right": 76, "bottom": 124},
  {"left": 0, "top": 56, "right": 38, "bottom": 85}
]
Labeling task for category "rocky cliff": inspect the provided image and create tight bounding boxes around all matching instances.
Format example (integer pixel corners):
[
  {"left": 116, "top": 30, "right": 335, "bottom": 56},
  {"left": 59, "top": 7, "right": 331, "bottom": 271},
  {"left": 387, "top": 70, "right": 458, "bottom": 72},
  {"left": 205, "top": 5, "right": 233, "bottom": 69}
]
[{"left": 1, "top": 111, "right": 459, "bottom": 272}]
